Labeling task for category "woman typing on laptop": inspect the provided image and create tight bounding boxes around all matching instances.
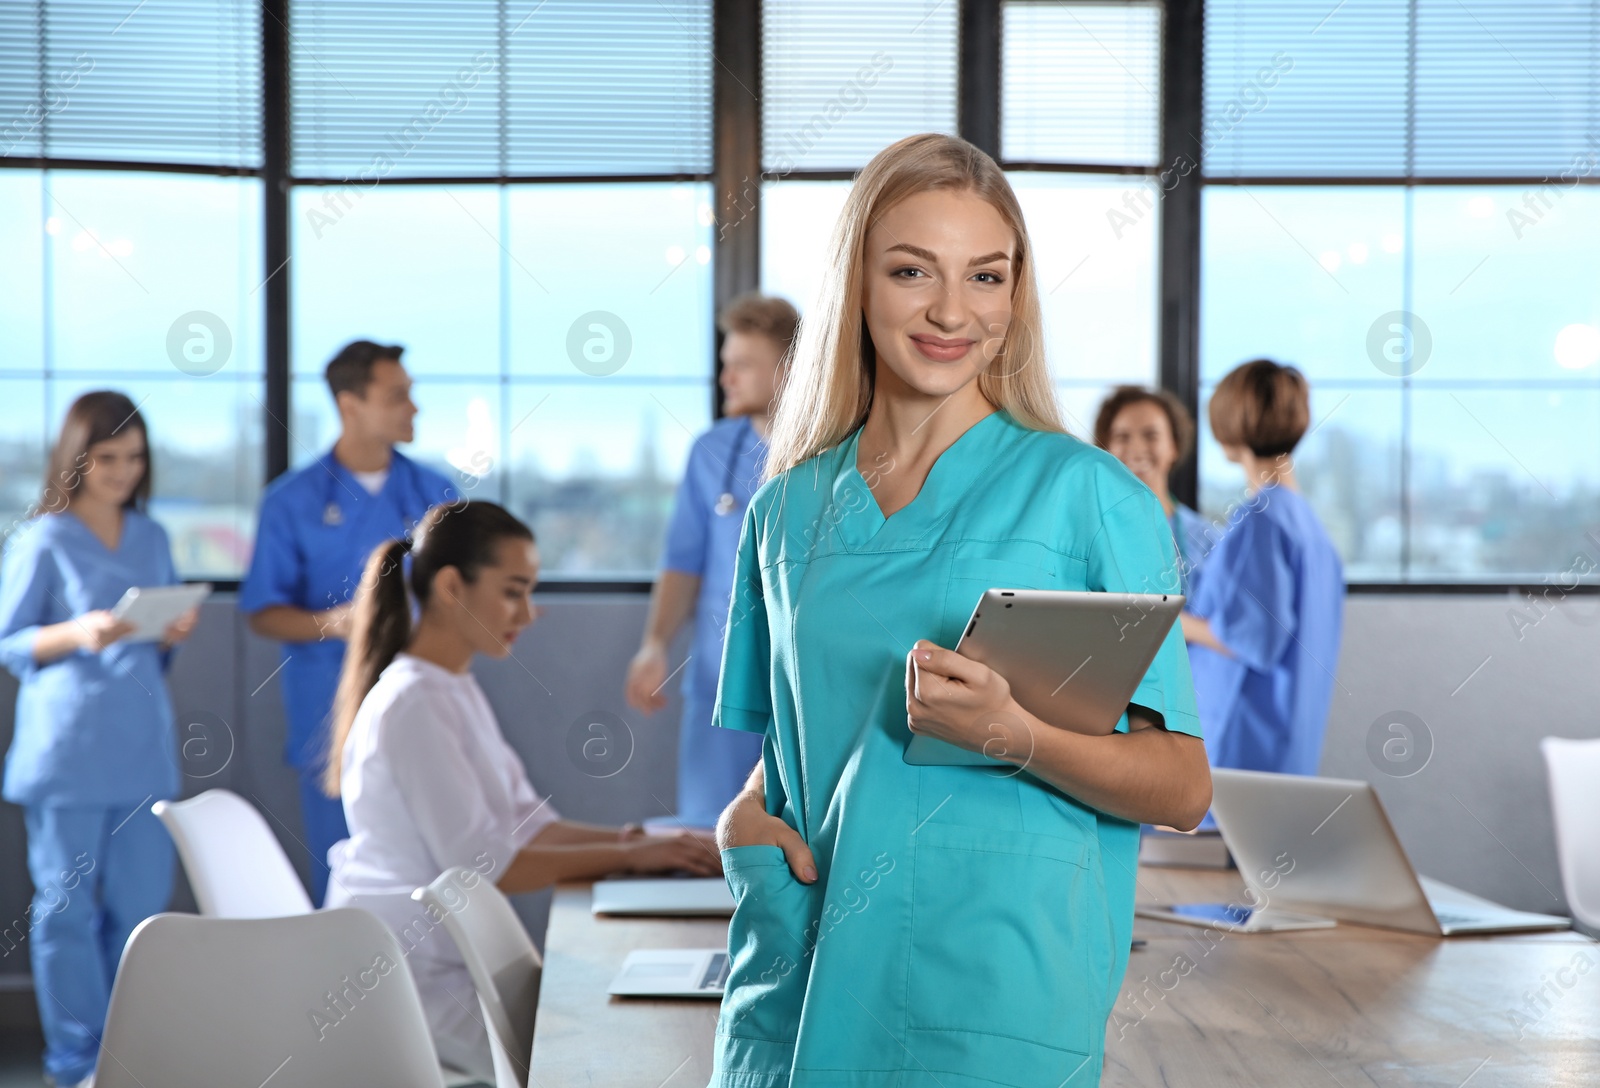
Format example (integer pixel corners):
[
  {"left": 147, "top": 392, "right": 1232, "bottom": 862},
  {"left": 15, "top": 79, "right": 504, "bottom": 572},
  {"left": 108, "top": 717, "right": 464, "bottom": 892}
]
[
  {"left": 707, "top": 134, "right": 1211, "bottom": 1088},
  {"left": 321, "top": 500, "right": 718, "bottom": 1078}
]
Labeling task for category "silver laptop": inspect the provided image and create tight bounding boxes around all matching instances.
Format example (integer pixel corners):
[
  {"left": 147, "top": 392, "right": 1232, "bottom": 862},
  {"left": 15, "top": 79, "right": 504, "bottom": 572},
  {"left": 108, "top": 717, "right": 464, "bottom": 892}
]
[
  {"left": 905, "top": 589, "right": 1184, "bottom": 767},
  {"left": 607, "top": 949, "right": 729, "bottom": 997},
  {"left": 1210, "top": 768, "right": 1570, "bottom": 936},
  {"left": 591, "top": 877, "right": 735, "bottom": 917}
]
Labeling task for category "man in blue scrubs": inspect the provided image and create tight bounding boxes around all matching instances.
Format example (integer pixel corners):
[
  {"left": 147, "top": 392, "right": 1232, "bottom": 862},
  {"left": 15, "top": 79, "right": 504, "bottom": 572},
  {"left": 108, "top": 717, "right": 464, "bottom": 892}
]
[
  {"left": 624, "top": 294, "right": 797, "bottom": 829},
  {"left": 241, "top": 341, "right": 456, "bottom": 903}
]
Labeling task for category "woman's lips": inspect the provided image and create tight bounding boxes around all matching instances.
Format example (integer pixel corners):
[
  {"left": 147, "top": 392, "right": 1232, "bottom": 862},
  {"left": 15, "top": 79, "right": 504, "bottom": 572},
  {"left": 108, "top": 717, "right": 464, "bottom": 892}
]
[{"left": 911, "top": 334, "right": 976, "bottom": 362}]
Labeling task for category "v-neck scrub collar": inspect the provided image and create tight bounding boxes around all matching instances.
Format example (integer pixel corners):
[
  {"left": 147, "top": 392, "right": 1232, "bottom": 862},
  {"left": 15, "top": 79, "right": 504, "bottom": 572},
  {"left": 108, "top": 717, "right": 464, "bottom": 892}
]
[{"left": 828, "top": 408, "right": 1016, "bottom": 550}]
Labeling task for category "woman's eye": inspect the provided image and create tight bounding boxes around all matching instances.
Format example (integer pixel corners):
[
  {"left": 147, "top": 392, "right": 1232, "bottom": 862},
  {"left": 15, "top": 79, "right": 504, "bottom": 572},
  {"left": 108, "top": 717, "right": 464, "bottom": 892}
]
[
  {"left": 973, "top": 271, "right": 1004, "bottom": 285},
  {"left": 892, "top": 267, "right": 926, "bottom": 279}
]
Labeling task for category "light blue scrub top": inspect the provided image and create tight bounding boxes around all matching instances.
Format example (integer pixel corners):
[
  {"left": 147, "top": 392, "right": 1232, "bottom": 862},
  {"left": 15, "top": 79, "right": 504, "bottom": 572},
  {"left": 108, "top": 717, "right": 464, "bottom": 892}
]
[
  {"left": 1170, "top": 502, "right": 1217, "bottom": 597},
  {"left": 708, "top": 409, "right": 1201, "bottom": 1087},
  {"left": 1187, "top": 484, "right": 1344, "bottom": 776},
  {"left": 0, "top": 511, "right": 180, "bottom": 806},
  {"left": 661, "top": 416, "right": 768, "bottom": 826},
  {"left": 239, "top": 448, "right": 456, "bottom": 770}
]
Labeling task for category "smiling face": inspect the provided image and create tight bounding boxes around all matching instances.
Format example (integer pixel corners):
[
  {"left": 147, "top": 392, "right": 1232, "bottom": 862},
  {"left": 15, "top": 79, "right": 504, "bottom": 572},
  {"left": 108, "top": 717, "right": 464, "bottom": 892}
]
[
  {"left": 77, "top": 427, "right": 148, "bottom": 508},
  {"left": 860, "top": 188, "right": 1017, "bottom": 400},
  {"left": 1106, "top": 399, "right": 1180, "bottom": 494},
  {"left": 441, "top": 536, "right": 540, "bottom": 658}
]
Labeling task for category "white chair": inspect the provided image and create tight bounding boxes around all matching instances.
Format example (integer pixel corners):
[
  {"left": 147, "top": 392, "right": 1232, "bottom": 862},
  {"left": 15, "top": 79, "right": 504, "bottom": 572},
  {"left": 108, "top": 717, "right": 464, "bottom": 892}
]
[
  {"left": 94, "top": 908, "right": 444, "bottom": 1088},
  {"left": 1541, "top": 736, "right": 1600, "bottom": 937},
  {"left": 412, "top": 868, "right": 542, "bottom": 1088},
  {"left": 153, "top": 788, "right": 314, "bottom": 917}
]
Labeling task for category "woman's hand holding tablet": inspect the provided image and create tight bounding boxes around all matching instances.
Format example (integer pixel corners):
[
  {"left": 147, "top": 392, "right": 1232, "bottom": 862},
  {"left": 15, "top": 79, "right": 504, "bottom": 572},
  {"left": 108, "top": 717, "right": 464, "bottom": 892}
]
[
  {"left": 109, "top": 583, "right": 212, "bottom": 643},
  {"left": 904, "top": 588, "right": 1185, "bottom": 767}
]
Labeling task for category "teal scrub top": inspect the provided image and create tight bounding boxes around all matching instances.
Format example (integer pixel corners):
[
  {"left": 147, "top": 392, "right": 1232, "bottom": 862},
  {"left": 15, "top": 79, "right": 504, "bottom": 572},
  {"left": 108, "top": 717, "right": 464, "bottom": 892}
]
[{"left": 709, "top": 409, "right": 1201, "bottom": 1088}]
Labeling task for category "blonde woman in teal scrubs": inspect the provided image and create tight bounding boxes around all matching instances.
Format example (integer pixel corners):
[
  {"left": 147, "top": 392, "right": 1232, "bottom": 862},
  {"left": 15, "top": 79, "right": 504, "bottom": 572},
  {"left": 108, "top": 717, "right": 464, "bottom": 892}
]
[{"left": 710, "top": 134, "right": 1212, "bottom": 1088}]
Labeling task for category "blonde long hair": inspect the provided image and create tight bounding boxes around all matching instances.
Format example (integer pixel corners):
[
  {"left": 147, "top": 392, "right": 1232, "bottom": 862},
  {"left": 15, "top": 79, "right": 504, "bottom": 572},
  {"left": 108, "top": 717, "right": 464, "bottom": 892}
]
[{"left": 763, "top": 133, "right": 1067, "bottom": 478}]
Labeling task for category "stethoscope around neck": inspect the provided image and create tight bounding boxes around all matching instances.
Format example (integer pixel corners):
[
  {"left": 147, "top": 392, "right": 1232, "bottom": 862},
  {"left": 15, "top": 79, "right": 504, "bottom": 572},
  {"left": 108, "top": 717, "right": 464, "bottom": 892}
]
[{"left": 714, "top": 417, "right": 753, "bottom": 517}]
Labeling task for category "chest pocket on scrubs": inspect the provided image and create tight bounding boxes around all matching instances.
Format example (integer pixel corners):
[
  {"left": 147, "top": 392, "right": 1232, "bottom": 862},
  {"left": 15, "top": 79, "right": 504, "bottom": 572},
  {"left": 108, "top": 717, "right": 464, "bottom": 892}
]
[
  {"left": 943, "top": 543, "right": 1060, "bottom": 646},
  {"left": 907, "top": 822, "right": 1111, "bottom": 1059},
  {"left": 717, "top": 845, "right": 822, "bottom": 1044}
]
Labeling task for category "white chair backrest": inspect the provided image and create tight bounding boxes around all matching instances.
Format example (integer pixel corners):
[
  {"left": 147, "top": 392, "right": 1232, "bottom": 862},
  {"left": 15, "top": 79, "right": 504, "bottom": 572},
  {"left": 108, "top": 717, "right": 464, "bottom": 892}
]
[
  {"left": 153, "top": 789, "right": 314, "bottom": 917},
  {"left": 413, "top": 868, "right": 541, "bottom": 1088},
  {"left": 94, "top": 908, "right": 443, "bottom": 1088},
  {"left": 1541, "top": 736, "right": 1600, "bottom": 935}
]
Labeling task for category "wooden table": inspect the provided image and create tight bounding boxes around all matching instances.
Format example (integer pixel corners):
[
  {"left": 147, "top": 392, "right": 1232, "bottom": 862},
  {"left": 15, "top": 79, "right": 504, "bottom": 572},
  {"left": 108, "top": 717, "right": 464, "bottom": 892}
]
[{"left": 529, "top": 870, "right": 1596, "bottom": 1087}]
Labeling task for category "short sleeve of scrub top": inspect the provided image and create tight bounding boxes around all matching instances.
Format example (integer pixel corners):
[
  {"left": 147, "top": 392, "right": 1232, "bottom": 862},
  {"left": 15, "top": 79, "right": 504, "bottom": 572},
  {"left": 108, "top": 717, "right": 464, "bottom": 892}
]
[
  {"left": 1089, "top": 489, "right": 1202, "bottom": 738},
  {"left": 710, "top": 500, "right": 772, "bottom": 736},
  {"left": 661, "top": 435, "right": 713, "bottom": 577},
  {"left": 0, "top": 522, "right": 56, "bottom": 681},
  {"left": 238, "top": 486, "right": 304, "bottom": 614}
]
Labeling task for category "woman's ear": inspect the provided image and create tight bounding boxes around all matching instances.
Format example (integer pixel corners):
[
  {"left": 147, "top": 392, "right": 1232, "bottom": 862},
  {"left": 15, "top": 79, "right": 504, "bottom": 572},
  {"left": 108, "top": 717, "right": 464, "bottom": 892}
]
[{"left": 433, "top": 563, "right": 466, "bottom": 604}]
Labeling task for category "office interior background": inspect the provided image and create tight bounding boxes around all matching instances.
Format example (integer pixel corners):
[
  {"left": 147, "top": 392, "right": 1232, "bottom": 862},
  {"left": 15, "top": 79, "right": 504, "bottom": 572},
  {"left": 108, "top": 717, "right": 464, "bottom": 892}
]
[{"left": 2, "top": 0, "right": 1599, "bottom": 1069}]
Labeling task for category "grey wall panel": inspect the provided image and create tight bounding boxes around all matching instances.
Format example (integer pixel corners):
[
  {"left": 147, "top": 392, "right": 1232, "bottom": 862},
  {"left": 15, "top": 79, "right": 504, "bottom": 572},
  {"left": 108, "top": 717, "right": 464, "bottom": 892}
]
[{"left": 1319, "top": 592, "right": 1600, "bottom": 915}]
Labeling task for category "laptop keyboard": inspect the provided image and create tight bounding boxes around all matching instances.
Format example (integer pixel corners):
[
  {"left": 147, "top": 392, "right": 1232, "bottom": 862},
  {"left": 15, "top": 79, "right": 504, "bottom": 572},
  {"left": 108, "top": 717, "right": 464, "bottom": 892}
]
[{"left": 697, "top": 953, "right": 730, "bottom": 991}]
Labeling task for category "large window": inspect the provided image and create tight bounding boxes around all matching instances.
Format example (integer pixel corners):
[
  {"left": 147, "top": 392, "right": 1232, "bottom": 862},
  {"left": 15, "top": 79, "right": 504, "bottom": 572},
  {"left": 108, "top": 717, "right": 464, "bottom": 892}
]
[
  {"left": 1201, "top": 0, "right": 1600, "bottom": 582},
  {"left": 6, "top": 0, "right": 1596, "bottom": 587},
  {"left": 290, "top": 182, "right": 715, "bottom": 574},
  {"left": 287, "top": 0, "right": 714, "bottom": 578},
  {"left": 1, "top": 0, "right": 263, "bottom": 580}
]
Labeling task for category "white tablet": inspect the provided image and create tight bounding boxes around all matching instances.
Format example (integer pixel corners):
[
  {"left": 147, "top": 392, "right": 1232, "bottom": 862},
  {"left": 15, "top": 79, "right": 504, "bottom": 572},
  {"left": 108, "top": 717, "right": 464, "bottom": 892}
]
[
  {"left": 607, "top": 948, "right": 729, "bottom": 998},
  {"left": 591, "top": 877, "right": 735, "bottom": 917},
  {"left": 110, "top": 583, "right": 212, "bottom": 642},
  {"left": 903, "top": 589, "right": 1184, "bottom": 767}
]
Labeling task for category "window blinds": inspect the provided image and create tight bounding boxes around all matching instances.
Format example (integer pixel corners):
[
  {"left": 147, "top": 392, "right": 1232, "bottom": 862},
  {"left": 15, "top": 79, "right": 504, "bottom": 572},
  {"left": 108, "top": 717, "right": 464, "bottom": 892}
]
[
  {"left": 762, "top": 0, "right": 958, "bottom": 174},
  {"left": 1204, "top": 0, "right": 1600, "bottom": 179},
  {"left": 1002, "top": 1, "right": 1164, "bottom": 168},
  {"left": 289, "top": 0, "right": 712, "bottom": 179},
  {"left": 0, "top": 0, "right": 261, "bottom": 167}
]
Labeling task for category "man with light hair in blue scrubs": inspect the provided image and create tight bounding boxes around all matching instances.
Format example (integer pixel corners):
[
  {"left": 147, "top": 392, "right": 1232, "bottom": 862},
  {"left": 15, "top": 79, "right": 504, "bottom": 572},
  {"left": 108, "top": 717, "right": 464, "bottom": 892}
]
[
  {"left": 624, "top": 294, "right": 797, "bottom": 829},
  {"left": 240, "top": 340, "right": 456, "bottom": 903}
]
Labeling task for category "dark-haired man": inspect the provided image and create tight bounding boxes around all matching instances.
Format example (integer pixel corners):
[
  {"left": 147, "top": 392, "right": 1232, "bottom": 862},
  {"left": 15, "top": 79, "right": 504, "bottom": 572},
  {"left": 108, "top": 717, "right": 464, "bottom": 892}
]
[{"left": 240, "top": 340, "right": 456, "bottom": 903}]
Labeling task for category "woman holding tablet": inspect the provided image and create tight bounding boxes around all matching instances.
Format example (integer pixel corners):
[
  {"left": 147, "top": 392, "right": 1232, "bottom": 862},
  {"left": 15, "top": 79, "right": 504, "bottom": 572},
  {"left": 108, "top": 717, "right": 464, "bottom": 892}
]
[
  {"left": 321, "top": 499, "right": 719, "bottom": 1077},
  {"left": 0, "top": 391, "right": 197, "bottom": 1088},
  {"left": 710, "top": 135, "right": 1210, "bottom": 1087}
]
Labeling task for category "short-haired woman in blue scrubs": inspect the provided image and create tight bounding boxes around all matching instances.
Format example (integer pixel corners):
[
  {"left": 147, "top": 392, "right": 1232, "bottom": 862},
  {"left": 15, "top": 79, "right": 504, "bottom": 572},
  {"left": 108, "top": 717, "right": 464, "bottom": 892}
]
[
  {"left": 1181, "top": 359, "right": 1345, "bottom": 776},
  {"left": 1094, "top": 385, "right": 1217, "bottom": 595},
  {"left": 0, "top": 391, "right": 197, "bottom": 1088},
  {"left": 709, "top": 134, "right": 1211, "bottom": 1087}
]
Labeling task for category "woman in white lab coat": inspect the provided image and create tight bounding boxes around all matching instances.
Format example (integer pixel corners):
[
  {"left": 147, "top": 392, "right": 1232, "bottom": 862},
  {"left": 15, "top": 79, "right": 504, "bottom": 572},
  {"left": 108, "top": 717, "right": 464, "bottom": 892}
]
[{"left": 321, "top": 499, "right": 719, "bottom": 1077}]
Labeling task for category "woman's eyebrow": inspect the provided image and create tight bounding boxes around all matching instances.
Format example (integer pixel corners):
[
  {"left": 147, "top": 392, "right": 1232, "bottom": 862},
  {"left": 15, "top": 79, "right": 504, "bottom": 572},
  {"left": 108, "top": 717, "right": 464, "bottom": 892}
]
[{"left": 885, "top": 242, "right": 1012, "bottom": 267}]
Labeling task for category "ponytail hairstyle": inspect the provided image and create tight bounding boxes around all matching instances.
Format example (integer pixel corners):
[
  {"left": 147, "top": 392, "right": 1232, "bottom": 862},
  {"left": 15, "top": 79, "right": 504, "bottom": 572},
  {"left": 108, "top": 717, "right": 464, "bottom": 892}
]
[{"left": 322, "top": 499, "right": 535, "bottom": 796}]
